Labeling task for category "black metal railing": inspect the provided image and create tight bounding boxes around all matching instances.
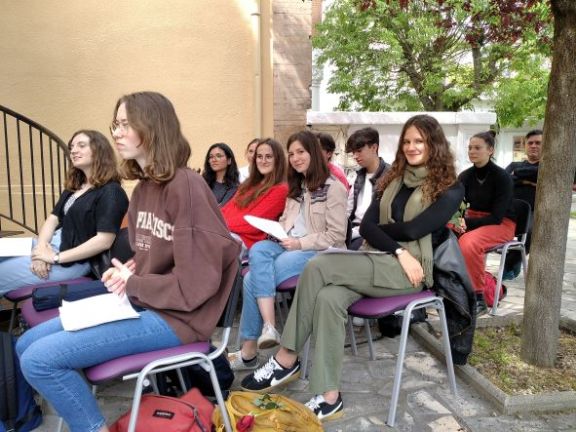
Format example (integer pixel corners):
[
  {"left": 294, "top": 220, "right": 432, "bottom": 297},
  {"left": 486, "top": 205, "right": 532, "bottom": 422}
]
[{"left": 0, "top": 105, "right": 68, "bottom": 235}]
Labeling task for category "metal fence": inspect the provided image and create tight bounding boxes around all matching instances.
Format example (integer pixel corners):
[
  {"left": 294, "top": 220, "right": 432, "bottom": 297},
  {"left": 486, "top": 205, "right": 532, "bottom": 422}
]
[{"left": 0, "top": 105, "right": 68, "bottom": 235}]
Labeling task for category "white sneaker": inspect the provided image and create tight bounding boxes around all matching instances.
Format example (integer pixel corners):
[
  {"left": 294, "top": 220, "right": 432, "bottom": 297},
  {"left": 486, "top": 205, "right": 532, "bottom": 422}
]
[
  {"left": 352, "top": 317, "right": 365, "bottom": 327},
  {"left": 257, "top": 323, "right": 281, "bottom": 350},
  {"left": 228, "top": 350, "right": 259, "bottom": 371}
]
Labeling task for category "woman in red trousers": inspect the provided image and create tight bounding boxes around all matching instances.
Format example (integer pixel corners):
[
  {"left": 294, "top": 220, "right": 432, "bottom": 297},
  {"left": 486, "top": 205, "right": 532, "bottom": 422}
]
[{"left": 456, "top": 131, "right": 516, "bottom": 315}]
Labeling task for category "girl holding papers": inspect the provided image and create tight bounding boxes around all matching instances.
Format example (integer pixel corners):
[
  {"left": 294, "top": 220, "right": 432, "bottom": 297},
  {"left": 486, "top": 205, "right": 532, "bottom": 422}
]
[
  {"left": 0, "top": 130, "right": 128, "bottom": 295},
  {"left": 16, "top": 92, "right": 240, "bottom": 432},
  {"left": 228, "top": 130, "right": 347, "bottom": 371},
  {"left": 221, "top": 138, "right": 288, "bottom": 253}
]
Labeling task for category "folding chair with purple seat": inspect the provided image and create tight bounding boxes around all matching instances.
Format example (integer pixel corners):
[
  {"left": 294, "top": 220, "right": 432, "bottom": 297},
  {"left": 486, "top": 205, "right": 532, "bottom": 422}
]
[
  {"left": 4, "top": 277, "right": 92, "bottom": 333},
  {"left": 345, "top": 290, "right": 457, "bottom": 426},
  {"left": 67, "top": 265, "right": 244, "bottom": 432},
  {"left": 19, "top": 297, "right": 60, "bottom": 328}
]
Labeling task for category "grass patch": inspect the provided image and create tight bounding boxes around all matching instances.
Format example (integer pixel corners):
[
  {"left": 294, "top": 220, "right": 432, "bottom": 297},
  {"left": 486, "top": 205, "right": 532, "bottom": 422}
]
[
  {"left": 571, "top": 211, "right": 576, "bottom": 219},
  {"left": 468, "top": 324, "right": 576, "bottom": 395}
]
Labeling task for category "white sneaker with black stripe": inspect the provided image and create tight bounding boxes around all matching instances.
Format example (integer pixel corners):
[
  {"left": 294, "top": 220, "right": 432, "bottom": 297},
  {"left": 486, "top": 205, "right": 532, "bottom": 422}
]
[
  {"left": 305, "top": 393, "right": 344, "bottom": 421},
  {"left": 240, "top": 356, "right": 300, "bottom": 393}
]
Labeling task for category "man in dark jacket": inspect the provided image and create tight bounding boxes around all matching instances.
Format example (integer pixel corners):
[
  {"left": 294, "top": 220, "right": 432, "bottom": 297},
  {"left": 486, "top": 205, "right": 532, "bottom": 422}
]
[{"left": 346, "top": 127, "right": 389, "bottom": 250}]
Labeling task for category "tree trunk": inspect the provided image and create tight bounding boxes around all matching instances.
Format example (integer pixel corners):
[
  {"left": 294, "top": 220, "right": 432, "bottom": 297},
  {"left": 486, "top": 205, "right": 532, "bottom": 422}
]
[{"left": 520, "top": 0, "right": 576, "bottom": 366}]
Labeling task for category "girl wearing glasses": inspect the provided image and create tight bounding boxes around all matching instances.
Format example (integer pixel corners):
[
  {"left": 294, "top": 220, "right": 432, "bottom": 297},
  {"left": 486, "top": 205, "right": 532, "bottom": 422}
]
[
  {"left": 16, "top": 91, "right": 240, "bottom": 432},
  {"left": 202, "top": 142, "right": 240, "bottom": 206},
  {"left": 221, "top": 138, "right": 288, "bottom": 254},
  {"left": 228, "top": 130, "right": 347, "bottom": 371},
  {"left": 0, "top": 130, "right": 128, "bottom": 295}
]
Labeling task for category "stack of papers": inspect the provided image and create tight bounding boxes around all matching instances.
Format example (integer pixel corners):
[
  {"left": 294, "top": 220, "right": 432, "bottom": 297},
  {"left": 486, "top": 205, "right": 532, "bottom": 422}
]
[{"left": 59, "top": 293, "right": 140, "bottom": 331}]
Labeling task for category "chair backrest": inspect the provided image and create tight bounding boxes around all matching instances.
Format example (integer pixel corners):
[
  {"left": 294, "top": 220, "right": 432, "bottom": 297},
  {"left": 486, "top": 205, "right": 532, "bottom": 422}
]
[
  {"left": 513, "top": 199, "right": 531, "bottom": 238},
  {"left": 110, "top": 227, "right": 134, "bottom": 262},
  {"left": 217, "top": 261, "right": 242, "bottom": 329}
]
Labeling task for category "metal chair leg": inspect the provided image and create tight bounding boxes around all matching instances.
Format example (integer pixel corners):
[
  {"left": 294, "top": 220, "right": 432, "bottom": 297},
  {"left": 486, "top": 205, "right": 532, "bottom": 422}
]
[
  {"left": 386, "top": 303, "right": 414, "bottom": 426},
  {"left": 386, "top": 298, "right": 457, "bottom": 427},
  {"left": 364, "top": 319, "right": 375, "bottom": 360},
  {"left": 521, "top": 246, "right": 528, "bottom": 280},
  {"left": 490, "top": 244, "right": 509, "bottom": 315},
  {"left": 347, "top": 317, "right": 358, "bottom": 356}
]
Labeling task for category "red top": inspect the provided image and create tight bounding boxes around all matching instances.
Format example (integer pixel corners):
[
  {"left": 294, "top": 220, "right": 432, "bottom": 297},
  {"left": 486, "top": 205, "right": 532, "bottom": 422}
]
[
  {"left": 221, "top": 183, "right": 289, "bottom": 248},
  {"left": 329, "top": 163, "right": 350, "bottom": 191}
]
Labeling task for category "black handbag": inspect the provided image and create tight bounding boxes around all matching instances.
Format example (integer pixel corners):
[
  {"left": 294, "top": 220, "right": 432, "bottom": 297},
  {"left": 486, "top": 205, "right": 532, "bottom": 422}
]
[{"left": 32, "top": 280, "right": 108, "bottom": 311}]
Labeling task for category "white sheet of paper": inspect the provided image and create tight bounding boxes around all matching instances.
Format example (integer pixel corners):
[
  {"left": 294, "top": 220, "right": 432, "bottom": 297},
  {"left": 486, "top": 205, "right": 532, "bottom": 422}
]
[
  {"left": 320, "top": 247, "right": 388, "bottom": 255},
  {"left": 0, "top": 237, "right": 33, "bottom": 256},
  {"left": 59, "top": 293, "right": 140, "bottom": 331},
  {"left": 244, "top": 215, "right": 288, "bottom": 240}
]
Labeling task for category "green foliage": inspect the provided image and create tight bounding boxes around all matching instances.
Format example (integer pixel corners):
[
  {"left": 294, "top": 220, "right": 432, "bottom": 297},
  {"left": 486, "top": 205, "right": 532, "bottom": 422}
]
[{"left": 313, "top": 0, "right": 552, "bottom": 127}]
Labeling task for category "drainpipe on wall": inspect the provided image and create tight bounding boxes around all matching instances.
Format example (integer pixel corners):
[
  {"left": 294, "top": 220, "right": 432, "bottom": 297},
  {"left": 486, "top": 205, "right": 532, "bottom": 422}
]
[{"left": 252, "top": 0, "right": 262, "bottom": 138}]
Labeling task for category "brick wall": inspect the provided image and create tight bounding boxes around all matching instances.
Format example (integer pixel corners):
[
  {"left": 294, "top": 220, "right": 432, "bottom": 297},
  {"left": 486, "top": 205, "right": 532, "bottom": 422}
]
[{"left": 272, "top": 0, "right": 313, "bottom": 145}]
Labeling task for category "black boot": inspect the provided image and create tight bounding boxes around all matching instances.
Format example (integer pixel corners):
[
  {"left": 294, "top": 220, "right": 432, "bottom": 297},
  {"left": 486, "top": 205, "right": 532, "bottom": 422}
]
[{"left": 475, "top": 293, "right": 488, "bottom": 316}]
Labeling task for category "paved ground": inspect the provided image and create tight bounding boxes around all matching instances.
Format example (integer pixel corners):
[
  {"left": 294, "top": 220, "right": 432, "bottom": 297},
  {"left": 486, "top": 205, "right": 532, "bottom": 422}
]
[{"left": 33, "top": 215, "right": 576, "bottom": 431}]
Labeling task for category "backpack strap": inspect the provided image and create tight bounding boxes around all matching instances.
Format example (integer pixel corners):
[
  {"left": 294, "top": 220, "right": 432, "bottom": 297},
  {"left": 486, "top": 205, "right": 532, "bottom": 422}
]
[{"left": 0, "top": 332, "right": 18, "bottom": 430}]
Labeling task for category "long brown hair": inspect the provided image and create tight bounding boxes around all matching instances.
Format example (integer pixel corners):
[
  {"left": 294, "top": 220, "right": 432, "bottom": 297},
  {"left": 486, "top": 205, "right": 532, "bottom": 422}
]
[
  {"left": 234, "top": 138, "right": 286, "bottom": 208},
  {"left": 65, "top": 130, "right": 121, "bottom": 190},
  {"left": 377, "top": 115, "right": 457, "bottom": 203},
  {"left": 286, "top": 131, "right": 330, "bottom": 199},
  {"left": 113, "top": 91, "right": 190, "bottom": 183}
]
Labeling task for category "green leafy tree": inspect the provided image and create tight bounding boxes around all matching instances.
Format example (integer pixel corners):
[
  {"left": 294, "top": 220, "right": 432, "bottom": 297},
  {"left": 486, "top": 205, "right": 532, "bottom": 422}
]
[{"left": 314, "top": 0, "right": 552, "bottom": 126}]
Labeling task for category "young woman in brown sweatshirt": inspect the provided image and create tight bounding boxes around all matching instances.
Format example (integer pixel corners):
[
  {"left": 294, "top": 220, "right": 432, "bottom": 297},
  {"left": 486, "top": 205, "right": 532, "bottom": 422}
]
[{"left": 16, "top": 91, "right": 240, "bottom": 432}]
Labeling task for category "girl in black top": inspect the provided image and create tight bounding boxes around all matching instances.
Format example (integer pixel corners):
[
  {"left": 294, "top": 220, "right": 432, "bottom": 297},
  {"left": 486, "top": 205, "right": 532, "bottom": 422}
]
[
  {"left": 457, "top": 131, "right": 515, "bottom": 313},
  {"left": 202, "top": 142, "right": 240, "bottom": 206},
  {"left": 0, "top": 130, "right": 128, "bottom": 295}
]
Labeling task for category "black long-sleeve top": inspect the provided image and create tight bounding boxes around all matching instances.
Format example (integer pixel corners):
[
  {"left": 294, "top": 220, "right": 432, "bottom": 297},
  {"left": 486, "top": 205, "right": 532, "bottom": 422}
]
[
  {"left": 359, "top": 182, "right": 464, "bottom": 253},
  {"left": 458, "top": 160, "right": 515, "bottom": 231},
  {"left": 505, "top": 160, "right": 539, "bottom": 209}
]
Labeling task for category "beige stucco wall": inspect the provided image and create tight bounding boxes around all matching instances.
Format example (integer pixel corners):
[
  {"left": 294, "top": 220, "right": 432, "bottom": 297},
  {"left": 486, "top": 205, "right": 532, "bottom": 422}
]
[
  {"left": 0, "top": 0, "right": 273, "bottom": 170},
  {"left": 0, "top": 0, "right": 315, "bottom": 234}
]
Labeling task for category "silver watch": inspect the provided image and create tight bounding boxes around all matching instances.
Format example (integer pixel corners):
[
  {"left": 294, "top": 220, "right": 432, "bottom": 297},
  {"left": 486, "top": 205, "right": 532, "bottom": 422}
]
[
  {"left": 53, "top": 253, "right": 60, "bottom": 264},
  {"left": 394, "top": 248, "right": 406, "bottom": 257}
]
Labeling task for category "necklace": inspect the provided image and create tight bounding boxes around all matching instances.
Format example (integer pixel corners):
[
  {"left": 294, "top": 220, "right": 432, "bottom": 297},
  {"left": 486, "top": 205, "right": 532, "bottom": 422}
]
[{"left": 475, "top": 174, "right": 487, "bottom": 185}]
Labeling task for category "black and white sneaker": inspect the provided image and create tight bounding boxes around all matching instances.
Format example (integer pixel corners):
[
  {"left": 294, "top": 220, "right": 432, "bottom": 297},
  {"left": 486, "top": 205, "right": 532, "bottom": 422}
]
[
  {"left": 240, "top": 356, "right": 300, "bottom": 393},
  {"left": 305, "top": 393, "right": 344, "bottom": 421}
]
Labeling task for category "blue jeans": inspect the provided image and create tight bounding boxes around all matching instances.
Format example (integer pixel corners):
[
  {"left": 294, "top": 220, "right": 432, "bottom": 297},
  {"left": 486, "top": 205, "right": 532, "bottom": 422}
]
[
  {"left": 240, "top": 240, "right": 316, "bottom": 340},
  {"left": 0, "top": 229, "right": 90, "bottom": 295},
  {"left": 16, "top": 311, "right": 182, "bottom": 432}
]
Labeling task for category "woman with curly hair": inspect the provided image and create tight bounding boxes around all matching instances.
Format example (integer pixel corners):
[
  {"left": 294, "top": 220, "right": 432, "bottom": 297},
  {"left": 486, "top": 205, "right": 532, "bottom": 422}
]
[
  {"left": 202, "top": 142, "right": 240, "bottom": 206},
  {"left": 221, "top": 138, "right": 288, "bottom": 252},
  {"left": 240, "top": 115, "right": 464, "bottom": 421},
  {"left": 0, "top": 130, "right": 128, "bottom": 294}
]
